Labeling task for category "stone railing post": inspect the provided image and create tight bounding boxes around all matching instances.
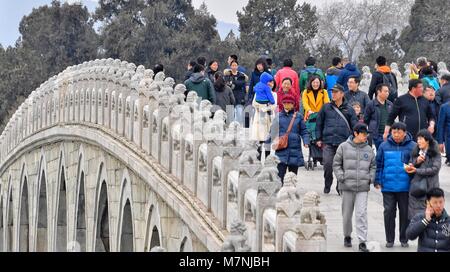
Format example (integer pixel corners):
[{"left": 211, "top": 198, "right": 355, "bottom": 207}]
[
  {"left": 275, "top": 172, "right": 302, "bottom": 252},
  {"left": 254, "top": 155, "right": 281, "bottom": 252}
]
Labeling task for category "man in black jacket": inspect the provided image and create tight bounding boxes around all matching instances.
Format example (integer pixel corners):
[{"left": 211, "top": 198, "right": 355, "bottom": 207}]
[
  {"left": 406, "top": 188, "right": 450, "bottom": 252},
  {"left": 437, "top": 73, "right": 450, "bottom": 104},
  {"left": 368, "top": 56, "right": 398, "bottom": 101},
  {"left": 384, "top": 79, "right": 435, "bottom": 141},
  {"left": 364, "top": 84, "right": 393, "bottom": 150},
  {"left": 316, "top": 84, "right": 358, "bottom": 194},
  {"left": 345, "top": 76, "right": 370, "bottom": 113}
]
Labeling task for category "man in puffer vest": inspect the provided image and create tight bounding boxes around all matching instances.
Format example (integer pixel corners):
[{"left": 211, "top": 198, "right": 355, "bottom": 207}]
[
  {"left": 407, "top": 188, "right": 450, "bottom": 252},
  {"left": 375, "top": 122, "right": 416, "bottom": 248},
  {"left": 333, "top": 123, "right": 376, "bottom": 252}
]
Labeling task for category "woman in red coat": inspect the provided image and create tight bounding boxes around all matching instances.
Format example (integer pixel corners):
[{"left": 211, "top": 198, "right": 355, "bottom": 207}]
[{"left": 277, "top": 78, "right": 300, "bottom": 113}]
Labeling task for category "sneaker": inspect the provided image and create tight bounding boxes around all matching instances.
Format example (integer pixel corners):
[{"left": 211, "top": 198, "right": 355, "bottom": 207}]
[
  {"left": 359, "top": 243, "right": 369, "bottom": 252},
  {"left": 401, "top": 242, "right": 409, "bottom": 248},
  {"left": 385, "top": 242, "right": 394, "bottom": 248},
  {"left": 324, "top": 187, "right": 330, "bottom": 194},
  {"left": 344, "top": 236, "right": 352, "bottom": 247}
]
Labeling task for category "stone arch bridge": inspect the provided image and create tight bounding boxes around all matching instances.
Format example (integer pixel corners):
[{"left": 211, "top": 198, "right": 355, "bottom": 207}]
[{"left": 0, "top": 59, "right": 325, "bottom": 252}]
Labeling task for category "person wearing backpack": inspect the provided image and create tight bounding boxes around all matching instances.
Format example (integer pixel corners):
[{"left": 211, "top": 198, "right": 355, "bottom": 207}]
[
  {"left": 326, "top": 57, "right": 344, "bottom": 99},
  {"left": 184, "top": 64, "right": 216, "bottom": 104},
  {"left": 421, "top": 66, "right": 440, "bottom": 91},
  {"left": 299, "top": 56, "right": 325, "bottom": 94},
  {"left": 368, "top": 56, "right": 398, "bottom": 102}
]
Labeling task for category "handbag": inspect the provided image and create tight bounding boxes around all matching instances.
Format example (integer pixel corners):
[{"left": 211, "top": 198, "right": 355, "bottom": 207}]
[
  {"left": 272, "top": 112, "right": 297, "bottom": 151},
  {"left": 410, "top": 178, "right": 428, "bottom": 198}
]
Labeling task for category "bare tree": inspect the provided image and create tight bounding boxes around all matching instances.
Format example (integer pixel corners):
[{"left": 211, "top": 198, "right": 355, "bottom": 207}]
[{"left": 309, "top": 0, "right": 414, "bottom": 61}]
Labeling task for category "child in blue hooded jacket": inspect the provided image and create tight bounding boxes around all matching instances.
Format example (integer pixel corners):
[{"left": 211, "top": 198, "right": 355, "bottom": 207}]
[{"left": 254, "top": 72, "right": 276, "bottom": 105}]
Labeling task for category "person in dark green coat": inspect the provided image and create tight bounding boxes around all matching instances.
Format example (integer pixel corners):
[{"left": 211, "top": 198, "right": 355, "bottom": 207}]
[{"left": 184, "top": 64, "right": 216, "bottom": 104}]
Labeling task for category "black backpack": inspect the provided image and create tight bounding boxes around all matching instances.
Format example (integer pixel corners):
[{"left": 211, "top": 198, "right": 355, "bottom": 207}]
[{"left": 381, "top": 72, "right": 398, "bottom": 102}]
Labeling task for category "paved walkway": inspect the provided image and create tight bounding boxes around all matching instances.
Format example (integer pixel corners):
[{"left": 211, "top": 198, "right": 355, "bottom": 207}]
[{"left": 294, "top": 151, "right": 450, "bottom": 252}]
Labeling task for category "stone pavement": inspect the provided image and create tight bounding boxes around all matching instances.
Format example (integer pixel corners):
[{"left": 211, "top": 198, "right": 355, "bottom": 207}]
[{"left": 294, "top": 150, "right": 450, "bottom": 252}]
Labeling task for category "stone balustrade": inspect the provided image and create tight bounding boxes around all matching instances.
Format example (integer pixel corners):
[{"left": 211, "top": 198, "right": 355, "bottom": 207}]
[{"left": 0, "top": 59, "right": 327, "bottom": 252}]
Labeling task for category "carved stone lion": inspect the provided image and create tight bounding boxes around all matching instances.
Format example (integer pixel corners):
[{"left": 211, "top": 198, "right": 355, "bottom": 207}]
[
  {"left": 300, "top": 191, "right": 326, "bottom": 224},
  {"left": 221, "top": 220, "right": 251, "bottom": 252}
]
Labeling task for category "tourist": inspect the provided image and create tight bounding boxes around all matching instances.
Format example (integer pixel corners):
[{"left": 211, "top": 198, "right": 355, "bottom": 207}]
[
  {"left": 344, "top": 76, "right": 370, "bottom": 113},
  {"left": 437, "top": 100, "right": 450, "bottom": 166},
  {"left": 333, "top": 123, "right": 376, "bottom": 252},
  {"left": 153, "top": 63, "right": 164, "bottom": 79},
  {"left": 267, "top": 94, "right": 309, "bottom": 184},
  {"left": 423, "top": 86, "right": 440, "bottom": 138},
  {"left": 197, "top": 56, "right": 207, "bottom": 67},
  {"left": 364, "top": 84, "right": 393, "bottom": 150},
  {"left": 206, "top": 60, "right": 219, "bottom": 83},
  {"left": 277, "top": 78, "right": 300, "bottom": 113},
  {"left": 406, "top": 130, "right": 442, "bottom": 220},
  {"left": 336, "top": 58, "right": 361, "bottom": 93},
  {"left": 225, "top": 54, "right": 246, "bottom": 74},
  {"left": 224, "top": 60, "right": 248, "bottom": 123},
  {"left": 184, "top": 64, "right": 216, "bottom": 104},
  {"left": 351, "top": 101, "right": 364, "bottom": 124},
  {"left": 184, "top": 60, "right": 197, "bottom": 81},
  {"left": 275, "top": 59, "right": 300, "bottom": 95},
  {"left": 247, "top": 58, "right": 270, "bottom": 105},
  {"left": 326, "top": 57, "right": 343, "bottom": 99},
  {"left": 299, "top": 56, "right": 325, "bottom": 94},
  {"left": 213, "top": 72, "right": 235, "bottom": 112},
  {"left": 368, "top": 56, "right": 398, "bottom": 101},
  {"left": 384, "top": 79, "right": 435, "bottom": 141},
  {"left": 316, "top": 83, "right": 358, "bottom": 194},
  {"left": 406, "top": 188, "right": 450, "bottom": 252},
  {"left": 266, "top": 58, "right": 277, "bottom": 77},
  {"left": 375, "top": 122, "right": 416, "bottom": 248},
  {"left": 251, "top": 72, "right": 276, "bottom": 158},
  {"left": 409, "top": 57, "right": 429, "bottom": 80},
  {"left": 302, "top": 75, "right": 330, "bottom": 118},
  {"left": 436, "top": 73, "right": 450, "bottom": 104},
  {"left": 421, "top": 66, "right": 440, "bottom": 91}
]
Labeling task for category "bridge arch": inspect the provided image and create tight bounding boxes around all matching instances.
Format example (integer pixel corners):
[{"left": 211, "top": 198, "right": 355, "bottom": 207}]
[
  {"left": 5, "top": 175, "right": 14, "bottom": 252},
  {"left": 74, "top": 145, "right": 87, "bottom": 251},
  {"left": 93, "top": 161, "right": 111, "bottom": 252},
  {"left": 18, "top": 162, "right": 30, "bottom": 251},
  {"left": 35, "top": 151, "right": 49, "bottom": 252},
  {"left": 179, "top": 226, "right": 193, "bottom": 252},
  {"left": 54, "top": 145, "right": 68, "bottom": 251},
  {"left": 117, "top": 169, "right": 134, "bottom": 252},
  {"left": 144, "top": 200, "right": 162, "bottom": 252}
]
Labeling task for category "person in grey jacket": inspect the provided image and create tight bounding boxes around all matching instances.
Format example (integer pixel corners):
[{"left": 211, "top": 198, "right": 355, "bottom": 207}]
[
  {"left": 333, "top": 123, "right": 376, "bottom": 252},
  {"left": 406, "top": 188, "right": 450, "bottom": 252},
  {"left": 405, "top": 129, "right": 442, "bottom": 220}
]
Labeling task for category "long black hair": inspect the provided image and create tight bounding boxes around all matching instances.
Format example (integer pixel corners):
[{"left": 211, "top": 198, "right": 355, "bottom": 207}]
[
  {"left": 254, "top": 57, "right": 268, "bottom": 72},
  {"left": 214, "top": 72, "right": 226, "bottom": 92},
  {"left": 306, "top": 75, "right": 324, "bottom": 91},
  {"left": 413, "top": 129, "right": 439, "bottom": 157}
]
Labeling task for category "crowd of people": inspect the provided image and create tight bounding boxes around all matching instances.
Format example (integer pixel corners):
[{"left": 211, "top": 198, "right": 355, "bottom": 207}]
[{"left": 176, "top": 54, "right": 450, "bottom": 252}]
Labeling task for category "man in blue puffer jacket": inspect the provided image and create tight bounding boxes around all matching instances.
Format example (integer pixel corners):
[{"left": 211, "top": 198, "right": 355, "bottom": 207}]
[{"left": 375, "top": 122, "right": 416, "bottom": 248}]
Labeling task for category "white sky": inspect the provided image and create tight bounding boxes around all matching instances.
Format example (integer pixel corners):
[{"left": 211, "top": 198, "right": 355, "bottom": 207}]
[{"left": 191, "top": 0, "right": 339, "bottom": 24}]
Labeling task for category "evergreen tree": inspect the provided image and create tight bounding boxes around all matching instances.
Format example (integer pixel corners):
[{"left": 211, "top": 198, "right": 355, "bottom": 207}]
[
  {"left": 237, "top": 0, "right": 318, "bottom": 67},
  {"left": 399, "top": 0, "right": 450, "bottom": 64}
]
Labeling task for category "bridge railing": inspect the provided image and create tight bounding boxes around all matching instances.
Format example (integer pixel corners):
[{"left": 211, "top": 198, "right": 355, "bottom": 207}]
[{"left": 0, "top": 59, "right": 327, "bottom": 252}]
